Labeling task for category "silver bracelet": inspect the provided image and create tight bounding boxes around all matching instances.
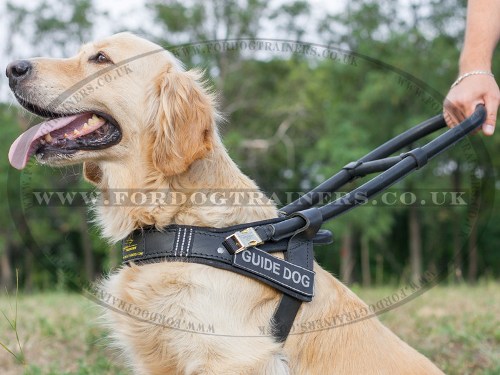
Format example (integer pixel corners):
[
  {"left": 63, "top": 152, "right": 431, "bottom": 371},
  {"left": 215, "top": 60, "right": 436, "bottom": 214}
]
[{"left": 451, "top": 70, "right": 495, "bottom": 88}]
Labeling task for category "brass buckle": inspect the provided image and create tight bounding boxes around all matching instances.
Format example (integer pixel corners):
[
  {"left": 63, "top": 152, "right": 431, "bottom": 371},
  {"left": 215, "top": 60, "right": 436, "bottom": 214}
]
[{"left": 226, "top": 228, "right": 263, "bottom": 254}]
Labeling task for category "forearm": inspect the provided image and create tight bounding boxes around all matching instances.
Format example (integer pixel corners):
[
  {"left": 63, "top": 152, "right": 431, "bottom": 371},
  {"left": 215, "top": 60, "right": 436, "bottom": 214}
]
[{"left": 459, "top": 0, "right": 500, "bottom": 73}]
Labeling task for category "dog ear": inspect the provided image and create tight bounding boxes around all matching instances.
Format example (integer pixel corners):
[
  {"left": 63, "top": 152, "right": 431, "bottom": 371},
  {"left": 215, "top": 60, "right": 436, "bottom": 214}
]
[
  {"left": 147, "top": 68, "right": 214, "bottom": 177},
  {"left": 83, "top": 161, "right": 103, "bottom": 185}
]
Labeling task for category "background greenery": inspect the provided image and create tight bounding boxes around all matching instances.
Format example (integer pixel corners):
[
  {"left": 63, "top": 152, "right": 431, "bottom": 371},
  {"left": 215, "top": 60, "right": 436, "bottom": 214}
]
[
  {"left": 0, "top": 0, "right": 499, "bottom": 373},
  {"left": 1, "top": 0, "right": 499, "bottom": 290}
]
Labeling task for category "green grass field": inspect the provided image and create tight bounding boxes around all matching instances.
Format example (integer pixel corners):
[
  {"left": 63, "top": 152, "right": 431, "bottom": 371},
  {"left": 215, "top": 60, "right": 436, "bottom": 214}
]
[{"left": 0, "top": 283, "right": 499, "bottom": 374}]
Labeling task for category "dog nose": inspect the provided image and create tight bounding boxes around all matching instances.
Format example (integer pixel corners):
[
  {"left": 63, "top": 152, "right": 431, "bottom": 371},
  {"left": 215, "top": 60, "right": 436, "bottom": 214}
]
[{"left": 6, "top": 60, "right": 32, "bottom": 87}]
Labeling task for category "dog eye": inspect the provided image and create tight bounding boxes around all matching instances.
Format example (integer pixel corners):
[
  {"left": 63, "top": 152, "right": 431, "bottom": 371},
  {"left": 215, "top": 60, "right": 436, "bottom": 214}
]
[{"left": 89, "top": 52, "right": 112, "bottom": 64}]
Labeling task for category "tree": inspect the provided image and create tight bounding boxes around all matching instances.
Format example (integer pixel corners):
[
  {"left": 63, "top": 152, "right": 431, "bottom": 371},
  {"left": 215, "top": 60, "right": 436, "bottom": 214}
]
[
  {"left": 1, "top": 0, "right": 498, "bottom": 292},
  {"left": 3, "top": 0, "right": 104, "bottom": 289},
  {"left": 6, "top": 0, "right": 96, "bottom": 57}
]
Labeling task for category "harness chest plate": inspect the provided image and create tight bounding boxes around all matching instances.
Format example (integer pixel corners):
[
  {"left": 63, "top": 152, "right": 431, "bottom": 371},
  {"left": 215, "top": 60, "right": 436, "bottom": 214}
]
[{"left": 122, "top": 223, "right": 315, "bottom": 302}]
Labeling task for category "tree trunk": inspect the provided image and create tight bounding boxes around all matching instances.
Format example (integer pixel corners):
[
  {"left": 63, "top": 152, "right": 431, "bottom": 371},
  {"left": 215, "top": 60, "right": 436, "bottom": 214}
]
[
  {"left": 361, "top": 235, "right": 371, "bottom": 287},
  {"left": 409, "top": 205, "right": 422, "bottom": 284},
  {"left": 340, "top": 225, "right": 354, "bottom": 285},
  {"left": 375, "top": 254, "right": 384, "bottom": 285},
  {"left": 79, "top": 208, "right": 95, "bottom": 282},
  {"left": 108, "top": 244, "right": 119, "bottom": 270},
  {"left": 467, "top": 221, "right": 478, "bottom": 283},
  {"left": 0, "top": 245, "right": 13, "bottom": 291},
  {"left": 452, "top": 164, "right": 463, "bottom": 282},
  {"left": 24, "top": 249, "right": 34, "bottom": 292}
]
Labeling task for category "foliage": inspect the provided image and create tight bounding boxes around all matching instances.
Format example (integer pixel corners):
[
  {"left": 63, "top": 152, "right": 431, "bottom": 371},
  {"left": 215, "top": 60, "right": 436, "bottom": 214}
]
[{"left": 0, "top": 0, "right": 499, "bottom": 292}]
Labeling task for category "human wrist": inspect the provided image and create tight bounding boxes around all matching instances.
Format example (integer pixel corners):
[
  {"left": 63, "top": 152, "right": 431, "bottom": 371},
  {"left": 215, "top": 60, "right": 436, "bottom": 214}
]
[
  {"left": 451, "top": 70, "right": 495, "bottom": 88},
  {"left": 459, "top": 50, "right": 492, "bottom": 75},
  {"left": 459, "top": 61, "right": 492, "bottom": 75}
]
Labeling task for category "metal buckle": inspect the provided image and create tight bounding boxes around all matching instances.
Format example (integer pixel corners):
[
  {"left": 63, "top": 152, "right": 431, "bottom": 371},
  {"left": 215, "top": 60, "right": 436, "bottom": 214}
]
[{"left": 226, "top": 227, "right": 263, "bottom": 254}]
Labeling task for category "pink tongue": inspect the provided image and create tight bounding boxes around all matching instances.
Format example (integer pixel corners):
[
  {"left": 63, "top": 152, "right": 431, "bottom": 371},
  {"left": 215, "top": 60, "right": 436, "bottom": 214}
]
[{"left": 8, "top": 114, "right": 84, "bottom": 170}]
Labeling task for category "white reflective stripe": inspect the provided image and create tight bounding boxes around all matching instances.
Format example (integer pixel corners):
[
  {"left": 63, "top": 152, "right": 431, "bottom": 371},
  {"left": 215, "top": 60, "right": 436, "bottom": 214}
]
[
  {"left": 186, "top": 228, "right": 193, "bottom": 255},
  {"left": 174, "top": 228, "right": 182, "bottom": 256},
  {"left": 180, "top": 228, "right": 187, "bottom": 257}
]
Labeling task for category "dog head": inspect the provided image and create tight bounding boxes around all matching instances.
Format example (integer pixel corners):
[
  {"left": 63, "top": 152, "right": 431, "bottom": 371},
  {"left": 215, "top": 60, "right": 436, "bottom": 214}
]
[{"left": 7, "top": 32, "right": 215, "bottom": 183}]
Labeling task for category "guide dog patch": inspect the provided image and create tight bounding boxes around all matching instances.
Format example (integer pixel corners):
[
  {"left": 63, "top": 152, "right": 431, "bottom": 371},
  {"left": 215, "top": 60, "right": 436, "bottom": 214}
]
[{"left": 233, "top": 247, "right": 314, "bottom": 298}]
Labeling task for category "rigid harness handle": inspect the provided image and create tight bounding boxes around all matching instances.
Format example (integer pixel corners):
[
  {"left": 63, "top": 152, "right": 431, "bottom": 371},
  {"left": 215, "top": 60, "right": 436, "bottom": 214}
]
[
  {"left": 269, "top": 105, "right": 487, "bottom": 241},
  {"left": 281, "top": 113, "right": 446, "bottom": 214}
]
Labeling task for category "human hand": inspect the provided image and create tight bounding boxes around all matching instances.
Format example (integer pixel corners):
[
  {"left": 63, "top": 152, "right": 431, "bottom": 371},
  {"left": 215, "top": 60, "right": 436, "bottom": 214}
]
[{"left": 444, "top": 74, "right": 499, "bottom": 135}]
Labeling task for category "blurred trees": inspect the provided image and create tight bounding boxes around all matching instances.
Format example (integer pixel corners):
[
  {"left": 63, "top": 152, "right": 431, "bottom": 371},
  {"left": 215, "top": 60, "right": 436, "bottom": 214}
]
[
  {"left": 0, "top": 0, "right": 498, "bottom": 291},
  {"left": 6, "top": 0, "right": 96, "bottom": 56}
]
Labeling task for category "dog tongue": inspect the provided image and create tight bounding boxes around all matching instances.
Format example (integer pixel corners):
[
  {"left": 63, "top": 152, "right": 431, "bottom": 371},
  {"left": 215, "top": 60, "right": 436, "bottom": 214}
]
[{"left": 8, "top": 114, "right": 83, "bottom": 170}]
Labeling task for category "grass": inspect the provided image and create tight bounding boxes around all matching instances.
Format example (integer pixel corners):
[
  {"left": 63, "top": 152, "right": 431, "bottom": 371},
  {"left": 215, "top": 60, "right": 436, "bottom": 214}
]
[
  {"left": 1, "top": 271, "right": 25, "bottom": 366},
  {"left": 354, "top": 282, "right": 500, "bottom": 375},
  {"left": 0, "top": 293, "right": 126, "bottom": 375},
  {"left": 0, "top": 283, "right": 499, "bottom": 374}
]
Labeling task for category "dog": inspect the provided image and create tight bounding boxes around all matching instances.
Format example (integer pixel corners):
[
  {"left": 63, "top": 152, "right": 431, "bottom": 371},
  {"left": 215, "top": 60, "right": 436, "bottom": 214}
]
[{"left": 6, "top": 32, "right": 444, "bottom": 374}]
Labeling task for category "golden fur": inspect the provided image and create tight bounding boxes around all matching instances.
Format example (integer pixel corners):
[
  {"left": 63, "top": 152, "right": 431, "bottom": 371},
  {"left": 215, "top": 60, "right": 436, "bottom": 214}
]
[{"left": 16, "top": 33, "right": 444, "bottom": 374}]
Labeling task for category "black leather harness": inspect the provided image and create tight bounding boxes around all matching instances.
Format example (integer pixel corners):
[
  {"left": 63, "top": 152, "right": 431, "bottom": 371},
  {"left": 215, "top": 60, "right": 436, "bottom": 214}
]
[
  {"left": 122, "top": 211, "right": 332, "bottom": 342},
  {"left": 121, "top": 106, "right": 487, "bottom": 342}
]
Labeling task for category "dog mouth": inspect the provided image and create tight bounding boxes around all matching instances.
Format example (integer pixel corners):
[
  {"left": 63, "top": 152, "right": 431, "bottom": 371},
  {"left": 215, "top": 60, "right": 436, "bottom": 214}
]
[{"left": 8, "top": 96, "right": 121, "bottom": 170}]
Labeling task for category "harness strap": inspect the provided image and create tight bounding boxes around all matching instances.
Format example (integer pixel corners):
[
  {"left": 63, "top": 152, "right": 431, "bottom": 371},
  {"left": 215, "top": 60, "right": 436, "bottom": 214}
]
[
  {"left": 223, "top": 207, "right": 324, "bottom": 252},
  {"left": 123, "top": 224, "right": 316, "bottom": 301},
  {"left": 122, "top": 222, "right": 328, "bottom": 342},
  {"left": 272, "top": 294, "right": 301, "bottom": 342},
  {"left": 270, "top": 225, "right": 318, "bottom": 342}
]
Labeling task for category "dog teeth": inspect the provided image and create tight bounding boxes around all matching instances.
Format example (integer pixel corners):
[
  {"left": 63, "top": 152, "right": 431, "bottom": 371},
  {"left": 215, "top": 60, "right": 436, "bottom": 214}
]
[
  {"left": 83, "top": 123, "right": 90, "bottom": 130},
  {"left": 64, "top": 133, "right": 69, "bottom": 138},
  {"left": 74, "top": 129, "right": 81, "bottom": 136},
  {"left": 88, "top": 115, "right": 102, "bottom": 127},
  {"left": 45, "top": 133, "right": 53, "bottom": 142}
]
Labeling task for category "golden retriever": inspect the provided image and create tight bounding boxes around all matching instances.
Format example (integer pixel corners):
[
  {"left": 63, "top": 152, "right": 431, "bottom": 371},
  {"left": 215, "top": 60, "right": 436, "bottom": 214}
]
[{"left": 7, "top": 33, "right": 444, "bottom": 374}]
